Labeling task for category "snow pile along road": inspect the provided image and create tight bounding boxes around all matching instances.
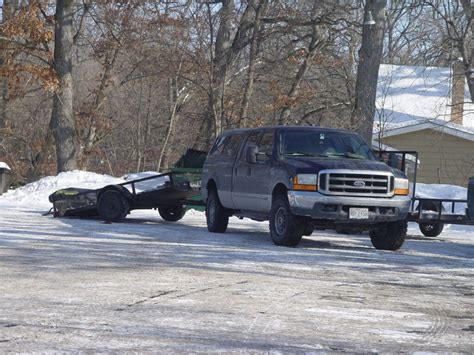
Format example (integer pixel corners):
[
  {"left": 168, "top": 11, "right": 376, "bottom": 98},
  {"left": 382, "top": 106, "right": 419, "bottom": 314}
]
[
  {"left": 0, "top": 170, "right": 124, "bottom": 208},
  {"left": 0, "top": 171, "right": 472, "bottom": 352}
]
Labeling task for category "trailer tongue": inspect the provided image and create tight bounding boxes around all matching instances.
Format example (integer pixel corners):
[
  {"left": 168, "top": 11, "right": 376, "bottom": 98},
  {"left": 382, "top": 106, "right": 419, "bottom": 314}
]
[{"left": 49, "top": 171, "right": 203, "bottom": 222}]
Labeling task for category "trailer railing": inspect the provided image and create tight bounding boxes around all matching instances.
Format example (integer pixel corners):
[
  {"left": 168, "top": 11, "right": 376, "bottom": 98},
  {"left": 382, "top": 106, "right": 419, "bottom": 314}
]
[{"left": 374, "top": 150, "right": 419, "bottom": 210}]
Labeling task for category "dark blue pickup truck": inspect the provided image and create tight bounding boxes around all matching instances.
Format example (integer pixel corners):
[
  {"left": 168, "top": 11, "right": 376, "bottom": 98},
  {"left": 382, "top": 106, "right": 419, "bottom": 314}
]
[{"left": 201, "top": 126, "right": 411, "bottom": 250}]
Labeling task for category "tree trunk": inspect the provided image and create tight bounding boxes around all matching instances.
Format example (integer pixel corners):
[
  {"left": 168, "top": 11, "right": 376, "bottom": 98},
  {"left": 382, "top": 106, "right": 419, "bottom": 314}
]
[
  {"left": 157, "top": 77, "right": 180, "bottom": 172},
  {"left": 239, "top": 0, "right": 264, "bottom": 127},
  {"left": 352, "top": 0, "right": 387, "bottom": 144},
  {"left": 51, "top": 0, "right": 77, "bottom": 172},
  {"left": 208, "top": 0, "right": 234, "bottom": 141},
  {"left": 458, "top": 0, "right": 474, "bottom": 101}
]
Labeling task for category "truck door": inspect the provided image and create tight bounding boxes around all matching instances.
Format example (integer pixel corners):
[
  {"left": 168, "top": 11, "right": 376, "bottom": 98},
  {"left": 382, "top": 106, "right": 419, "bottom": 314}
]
[
  {"left": 208, "top": 134, "right": 243, "bottom": 209},
  {"left": 232, "top": 130, "right": 274, "bottom": 212},
  {"left": 232, "top": 130, "right": 262, "bottom": 210}
]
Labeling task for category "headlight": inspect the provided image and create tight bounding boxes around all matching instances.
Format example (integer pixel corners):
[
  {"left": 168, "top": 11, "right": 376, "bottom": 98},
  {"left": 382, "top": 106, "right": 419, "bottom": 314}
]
[
  {"left": 394, "top": 177, "right": 409, "bottom": 195},
  {"left": 292, "top": 174, "right": 318, "bottom": 191}
]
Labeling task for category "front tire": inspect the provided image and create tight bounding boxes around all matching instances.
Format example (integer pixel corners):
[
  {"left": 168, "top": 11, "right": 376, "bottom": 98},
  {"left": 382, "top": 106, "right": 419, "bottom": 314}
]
[
  {"left": 419, "top": 222, "right": 444, "bottom": 237},
  {"left": 269, "top": 195, "right": 303, "bottom": 247},
  {"left": 158, "top": 205, "right": 186, "bottom": 222},
  {"left": 206, "top": 189, "right": 229, "bottom": 233},
  {"left": 369, "top": 220, "right": 407, "bottom": 251},
  {"left": 97, "top": 190, "right": 129, "bottom": 222}
]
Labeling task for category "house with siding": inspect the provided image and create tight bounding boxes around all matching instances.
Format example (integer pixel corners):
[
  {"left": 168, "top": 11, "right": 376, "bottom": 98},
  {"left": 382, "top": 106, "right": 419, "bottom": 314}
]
[{"left": 373, "top": 64, "right": 474, "bottom": 187}]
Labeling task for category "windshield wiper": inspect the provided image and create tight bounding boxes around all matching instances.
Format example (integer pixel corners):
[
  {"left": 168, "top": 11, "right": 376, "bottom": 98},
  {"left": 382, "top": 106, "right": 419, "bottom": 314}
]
[{"left": 284, "top": 151, "right": 329, "bottom": 157}]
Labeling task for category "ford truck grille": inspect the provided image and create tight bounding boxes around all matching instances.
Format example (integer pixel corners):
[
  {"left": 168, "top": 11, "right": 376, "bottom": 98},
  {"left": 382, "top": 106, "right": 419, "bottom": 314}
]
[{"left": 318, "top": 170, "right": 394, "bottom": 197}]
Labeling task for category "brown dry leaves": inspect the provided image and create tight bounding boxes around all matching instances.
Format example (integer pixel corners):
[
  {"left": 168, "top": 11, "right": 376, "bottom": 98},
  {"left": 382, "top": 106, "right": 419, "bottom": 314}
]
[{"left": 0, "top": 0, "right": 57, "bottom": 95}]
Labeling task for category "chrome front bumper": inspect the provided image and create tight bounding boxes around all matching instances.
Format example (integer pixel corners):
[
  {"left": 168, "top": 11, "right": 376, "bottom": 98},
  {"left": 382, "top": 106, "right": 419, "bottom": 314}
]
[{"left": 288, "top": 190, "right": 411, "bottom": 223}]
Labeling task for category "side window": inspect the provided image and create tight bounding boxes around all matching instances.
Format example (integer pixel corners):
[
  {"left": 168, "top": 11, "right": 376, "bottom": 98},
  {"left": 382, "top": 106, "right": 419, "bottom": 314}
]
[
  {"left": 222, "top": 134, "right": 243, "bottom": 158},
  {"left": 209, "top": 136, "right": 228, "bottom": 156},
  {"left": 240, "top": 131, "right": 261, "bottom": 160},
  {"left": 258, "top": 131, "right": 274, "bottom": 156}
]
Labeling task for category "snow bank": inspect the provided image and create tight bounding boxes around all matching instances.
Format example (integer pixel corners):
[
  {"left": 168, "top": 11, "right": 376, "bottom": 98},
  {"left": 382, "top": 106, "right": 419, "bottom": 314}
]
[
  {"left": 0, "top": 162, "right": 11, "bottom": 170},
  {"left": 0, "top": 170, "right": 123, "bottom": 208},
  {"left": 0, "top": 170, "right": 172, "bottom": 210}
]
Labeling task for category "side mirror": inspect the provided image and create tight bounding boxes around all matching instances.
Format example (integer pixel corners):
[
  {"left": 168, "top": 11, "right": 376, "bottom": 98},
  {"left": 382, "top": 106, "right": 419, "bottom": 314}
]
[{"left": 247, "top": 145, "right": 258, "bottom": 164}]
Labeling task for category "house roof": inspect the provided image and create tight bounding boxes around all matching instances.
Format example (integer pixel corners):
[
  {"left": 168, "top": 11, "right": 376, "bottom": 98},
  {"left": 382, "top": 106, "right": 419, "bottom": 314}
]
[
  {"left": 374, "top": 64, "right": 474, "bottom": 141},
  {"left": 376, "top": 64, "right": 474, "bottom": 127},
  {"left": 373, "top": 119, "right": 474, "bottom": 142}
]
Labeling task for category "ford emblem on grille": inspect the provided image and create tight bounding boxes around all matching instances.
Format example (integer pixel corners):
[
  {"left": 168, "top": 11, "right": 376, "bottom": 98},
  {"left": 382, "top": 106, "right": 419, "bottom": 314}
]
[{"left": 353, "top": 180, "right": 366, "bottom": 187}]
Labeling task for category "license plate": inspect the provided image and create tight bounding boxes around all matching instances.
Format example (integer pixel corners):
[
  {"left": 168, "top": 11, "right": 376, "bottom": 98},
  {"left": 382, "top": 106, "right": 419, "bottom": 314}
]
[{"left": 349, "top": 208, "right": 369, "bottom": 219}]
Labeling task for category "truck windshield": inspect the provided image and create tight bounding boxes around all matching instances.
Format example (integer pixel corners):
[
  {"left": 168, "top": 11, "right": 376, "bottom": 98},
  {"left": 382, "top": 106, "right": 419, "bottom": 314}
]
[{"left": 278, "top": 130, "right": 376, "bottom": 160}]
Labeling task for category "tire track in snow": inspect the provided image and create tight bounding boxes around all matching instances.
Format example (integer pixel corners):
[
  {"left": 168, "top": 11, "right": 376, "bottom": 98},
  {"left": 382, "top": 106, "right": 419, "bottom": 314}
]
[{"left": 116, "top": 281, "right": 250, "bottom": 312}]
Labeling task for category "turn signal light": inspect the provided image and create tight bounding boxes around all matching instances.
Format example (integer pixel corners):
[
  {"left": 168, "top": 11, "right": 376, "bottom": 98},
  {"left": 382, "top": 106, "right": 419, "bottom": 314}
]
[
  {"left": 292, "top": 175, "right": 318, "bottom": 191},
  {"left": 394, "top": 188, "right": 409, "bottom": 195}
]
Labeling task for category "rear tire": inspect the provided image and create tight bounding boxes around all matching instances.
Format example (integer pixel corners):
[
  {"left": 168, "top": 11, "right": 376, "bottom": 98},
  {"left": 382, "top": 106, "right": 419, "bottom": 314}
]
[
  {"left": 369, "top": 220, "right": 407, "bottom": 251},
  {"left": 206, "top": 189, "right": 229, "bottom": 233},
  {"left": 419, "top": 222, "right": 444, "bottom": 237},
  {"left": 97, "top": 190, "right": 129, "bottom": 222},
  {"left": 269, "top": 195, "right": 303, "bottom": 247},
  {"left": 158, "top": 205, "right": 186, "bottom": 222}
]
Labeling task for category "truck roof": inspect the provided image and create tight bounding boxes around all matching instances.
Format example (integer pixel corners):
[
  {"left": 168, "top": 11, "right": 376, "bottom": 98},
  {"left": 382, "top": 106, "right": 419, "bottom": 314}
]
[{"left": 219, "top": 125, "right": 351, "bottom": 136}]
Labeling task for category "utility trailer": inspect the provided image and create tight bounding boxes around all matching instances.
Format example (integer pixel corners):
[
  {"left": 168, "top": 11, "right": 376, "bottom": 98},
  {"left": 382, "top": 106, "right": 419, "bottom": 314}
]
[
  {"left": 49, "top": 171, "right": 204, "bottom": 222},
  {"left": 376, "top": 150, "right": 474, "bottom": 237}
]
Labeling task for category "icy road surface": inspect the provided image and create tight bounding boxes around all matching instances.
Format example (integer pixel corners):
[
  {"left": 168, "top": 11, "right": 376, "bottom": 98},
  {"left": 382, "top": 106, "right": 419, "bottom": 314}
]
[
  {"left": 0, "top": 209, "right": 472, "bottom": 352},
  {"left": 0, "top": 171, "right": 472, "bottom": 352}
]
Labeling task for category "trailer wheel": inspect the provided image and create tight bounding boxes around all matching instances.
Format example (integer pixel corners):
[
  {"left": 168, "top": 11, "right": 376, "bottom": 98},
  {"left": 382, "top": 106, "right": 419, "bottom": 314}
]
[
  {"left": 97, "top": 190, "right": 129, "bottom": 222},
  {"left": 369, "top": 220, "right": 407, "bottom": 251},
  {"left": 419, "top": 222, "right": 444, "bottom": 237},
  {"left": 269, "top": 195, "right": 303, "bottom": 247},
  {"left": 158, "top": 205, "right": 186, "bottom": 222},
  {"left": 206, "top": 189, "right": 229, "bottom": 233},
  {"left": 415, "top": 202, "right": 445, "bottom": 237}
]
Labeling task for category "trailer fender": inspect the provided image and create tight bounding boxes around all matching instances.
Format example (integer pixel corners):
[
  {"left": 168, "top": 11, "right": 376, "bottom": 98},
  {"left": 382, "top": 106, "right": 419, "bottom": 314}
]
[{"left": 97, "top": 185, "right": 133, "bottom": 201}]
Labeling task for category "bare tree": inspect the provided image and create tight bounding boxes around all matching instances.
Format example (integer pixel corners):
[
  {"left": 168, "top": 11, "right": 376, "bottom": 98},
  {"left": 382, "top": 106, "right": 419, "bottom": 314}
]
[
  {"left": 50, "top": 0, "right": 77, "bottom": 172},
  {"left": 239, "top": 0, "right": 266, "bottom": 127},
  {"left": 352, "top": 0, "right": 387, "bottom": 143},
  {"left": 459, "top": 0, "right": 474, "bottom": 101}
]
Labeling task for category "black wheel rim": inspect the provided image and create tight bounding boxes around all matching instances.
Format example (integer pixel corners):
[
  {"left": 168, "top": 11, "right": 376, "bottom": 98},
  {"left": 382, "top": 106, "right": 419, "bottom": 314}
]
[
  {"left": 105, "top": 197, "right": 119, "bottom": 215},
  {"left": 424, "top": 224, "right": 434, "bottom": 231},
  {"left": 101, "top": 193, "right": 122, "bottom": 219},
  {"left": 275, "top": 207, "right": 287, "bottom": 235}
]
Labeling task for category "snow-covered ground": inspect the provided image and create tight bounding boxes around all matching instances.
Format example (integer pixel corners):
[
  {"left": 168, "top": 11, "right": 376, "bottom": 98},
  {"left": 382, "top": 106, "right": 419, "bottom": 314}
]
[{"left": 0, "top": 172, "right": 473, "bottom": 352}]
